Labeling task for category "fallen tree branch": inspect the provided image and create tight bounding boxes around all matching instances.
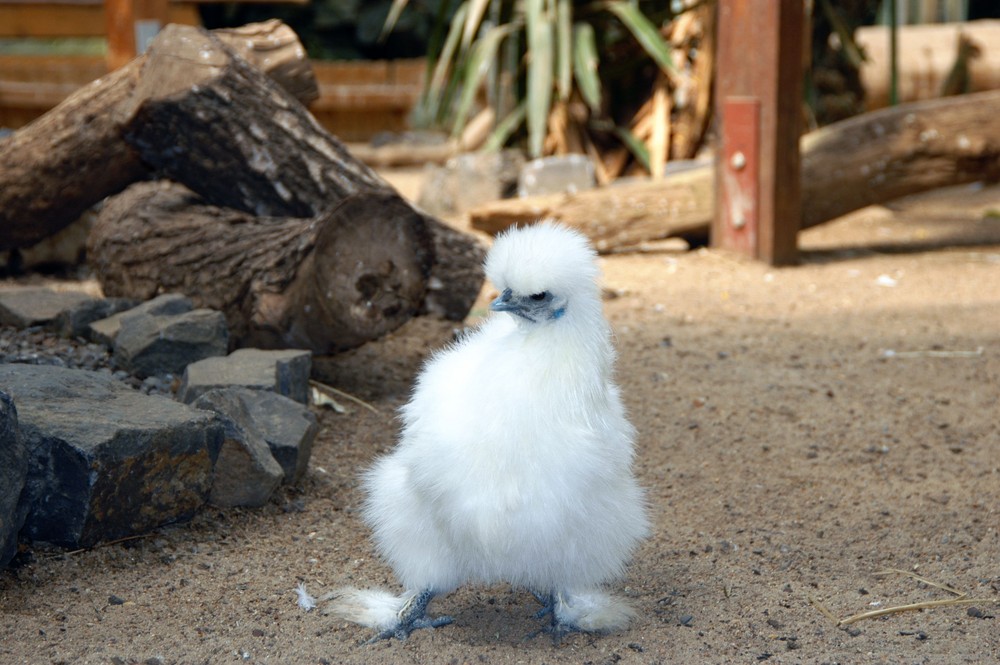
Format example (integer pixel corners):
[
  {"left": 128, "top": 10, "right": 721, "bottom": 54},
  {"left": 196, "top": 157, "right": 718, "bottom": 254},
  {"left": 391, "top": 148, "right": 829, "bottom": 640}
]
[{"left": 470, "top": 90, "right": 1000, "bottom": 251}]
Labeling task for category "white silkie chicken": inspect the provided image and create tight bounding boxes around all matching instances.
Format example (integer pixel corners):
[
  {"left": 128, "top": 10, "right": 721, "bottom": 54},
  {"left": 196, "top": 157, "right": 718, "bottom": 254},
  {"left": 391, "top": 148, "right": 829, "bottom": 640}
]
[{"left": 326, "top": 221, "right": 649, "bottom": 641}]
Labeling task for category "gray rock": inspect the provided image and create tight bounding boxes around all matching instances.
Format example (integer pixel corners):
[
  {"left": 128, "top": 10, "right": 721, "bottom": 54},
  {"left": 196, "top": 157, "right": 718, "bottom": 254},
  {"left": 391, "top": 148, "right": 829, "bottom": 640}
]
[
  {"left": 0, "top": 365, "right": 223, "bottom": 549},
  {"left": 370, "top": 129, "right": 448, "bottom": 148},
  {"left": 89, "top": 293, "right": 193, "bottom": 347},
  {"left": 192, "top": 390, "right": 284, "bottom": 508},
  {"left": 0, "top": 392, "right": 28, "bottom": 568},
  {"left": 417, "top": 150, "right": 524, "bottom": 216},
  {"left": 229, "top": 388, "right": 317, "bottom": 484},
  {"left": 179, "top": 348, "right": 312, "bottom": 405},
  {"left": 54, "top": 297, "right": 141, "bottom": 340},
  {"left": 0, "top": 288, "right": 96, "bottom": 329},
  {"left": 518, "top": 154, "right": 596, "bottom": 198},
  {"left": 114, "top": 309, "right": 229, "bottom": 378}
]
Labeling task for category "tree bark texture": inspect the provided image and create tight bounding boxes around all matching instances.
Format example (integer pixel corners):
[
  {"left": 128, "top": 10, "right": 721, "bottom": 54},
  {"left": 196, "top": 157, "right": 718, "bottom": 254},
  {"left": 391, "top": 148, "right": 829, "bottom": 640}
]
[
  {"left": 469, "top": 90, "right": 1000, "bottom": 251},
  {"left": 120, "top": 25, "right": 382, "bottom": 219},
  {"left": 0, "top": 20, "right": 317, "bottom": 251},
  {"left": 0, "top": 63, "right": 144, "bottom": 251}
]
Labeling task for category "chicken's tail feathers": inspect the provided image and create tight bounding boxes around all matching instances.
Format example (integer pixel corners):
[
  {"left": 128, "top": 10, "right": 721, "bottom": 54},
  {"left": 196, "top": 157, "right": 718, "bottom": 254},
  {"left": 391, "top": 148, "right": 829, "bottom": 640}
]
[
  {"left": 556, "top": 590, "right": 638, "bottom": 633},
  {"left": 321, "top": 587, "right": 412, "bottom": 631}
]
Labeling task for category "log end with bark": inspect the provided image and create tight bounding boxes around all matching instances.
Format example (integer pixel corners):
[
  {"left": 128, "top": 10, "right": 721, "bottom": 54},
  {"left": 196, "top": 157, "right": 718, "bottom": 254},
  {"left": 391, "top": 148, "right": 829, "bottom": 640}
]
[
  {"left": 258, "top": 192, "right": 434, "bottom": 353},
  {"left": 89, "top": 182, "right": 481, "bottom": 355}
]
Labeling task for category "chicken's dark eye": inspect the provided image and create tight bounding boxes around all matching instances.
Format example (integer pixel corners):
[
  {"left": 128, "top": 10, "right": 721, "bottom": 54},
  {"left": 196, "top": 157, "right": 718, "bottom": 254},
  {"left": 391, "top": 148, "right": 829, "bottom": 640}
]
[{"left": 529, "top": 292, "right": 547, "bottom": 301}]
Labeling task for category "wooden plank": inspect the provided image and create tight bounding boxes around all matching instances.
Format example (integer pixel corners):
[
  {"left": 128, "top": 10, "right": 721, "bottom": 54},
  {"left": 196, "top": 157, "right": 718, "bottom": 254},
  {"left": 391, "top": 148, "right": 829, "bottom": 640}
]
[
  {"left": 310, "top": 59, "right": 423, "bottom": 113},
  {"left": 0, "top": 54, "right": 423, "bottom": 140},
  {"left": 0, "top": 2, "right": 197, "bottom": 37},
  {"left": 309, "top": 87, "right": 420, "bottom": 112},
  {"left": 713, "top": 0, "right": 803, "bottom": 265},
  {"left": 0, "top": 0, "right": 302, "bottom": 4},
  {"left": 311, "top": 60, "right": 425, "bottom": 87},
  {"left": 0, "top": 4, "right": 106, "bottom": 36}
]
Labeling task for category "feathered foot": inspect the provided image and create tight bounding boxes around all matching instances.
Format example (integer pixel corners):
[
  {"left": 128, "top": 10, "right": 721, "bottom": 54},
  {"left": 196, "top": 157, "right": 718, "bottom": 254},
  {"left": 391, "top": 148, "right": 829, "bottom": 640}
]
[
  {"left": 527, "top": 590, "right": 636, "bottom": 643},
  {"left": 368, "top": 589, "right": 453, "bottom": 642},
  {"left": 526, "top": 592, "right": 579, "bottom": 644},
  {"left": 322, "top": 587, "right": 452, "bottom": 642}
]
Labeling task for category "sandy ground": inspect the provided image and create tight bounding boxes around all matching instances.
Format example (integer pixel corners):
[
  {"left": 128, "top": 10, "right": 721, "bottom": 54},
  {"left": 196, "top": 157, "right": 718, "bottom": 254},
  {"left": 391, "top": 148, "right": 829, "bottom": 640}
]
[{"left": 2, "top": 175, "right": 999, "bottom": 665}]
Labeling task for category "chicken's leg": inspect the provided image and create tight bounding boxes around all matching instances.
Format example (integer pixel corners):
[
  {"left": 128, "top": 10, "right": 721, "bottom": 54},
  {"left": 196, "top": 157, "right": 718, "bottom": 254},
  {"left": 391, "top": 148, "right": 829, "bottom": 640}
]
[
  {"left": 368, "top": 589, "right": 453, "bottom": 642},
  {"left": 527, "top": 591, "right": 582, "bottom": 643}
]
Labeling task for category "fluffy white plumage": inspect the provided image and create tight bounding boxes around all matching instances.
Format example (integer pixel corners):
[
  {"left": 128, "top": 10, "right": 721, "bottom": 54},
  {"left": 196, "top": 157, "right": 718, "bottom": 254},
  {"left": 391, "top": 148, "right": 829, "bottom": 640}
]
[{"left": 326, "top": 221, "right": 649, "bottom": 640}]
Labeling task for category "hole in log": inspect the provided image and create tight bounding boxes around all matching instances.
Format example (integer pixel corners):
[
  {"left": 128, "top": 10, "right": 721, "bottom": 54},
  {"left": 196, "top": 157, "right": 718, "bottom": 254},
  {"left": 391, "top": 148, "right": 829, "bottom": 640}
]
[
  {"left": 281, "top": 191, "right": 434, "bottom": 353},
  {"left": 356, "top": 274, "right": 382, "bottom": 301}
]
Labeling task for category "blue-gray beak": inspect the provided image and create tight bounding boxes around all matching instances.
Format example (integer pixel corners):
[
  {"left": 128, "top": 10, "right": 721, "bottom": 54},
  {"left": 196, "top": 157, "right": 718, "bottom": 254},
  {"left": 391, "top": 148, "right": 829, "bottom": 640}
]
[
  {"left": 490, "top": 288, "right": 519, "bottom": 313},
  {"left": 490, "top": 288, "right": 564, "bottom": 322}
]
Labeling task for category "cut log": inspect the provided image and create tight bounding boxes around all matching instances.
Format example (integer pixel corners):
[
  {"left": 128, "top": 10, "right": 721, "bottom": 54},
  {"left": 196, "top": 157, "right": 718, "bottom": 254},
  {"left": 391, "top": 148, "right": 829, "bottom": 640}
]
[
  {"left": 0, "top": 20, "right": 317, "bottom": 251},
  {"left": 469, "top": 165, "right": 714, "bottom": 252},
  {"left": 798, "top": 89, "right": 1000, "bottom": 230},
  {"left": 119, "top": 25, "right": 384, "bottom": 219},
  {"left": 0, "top": 63, "right": 143, "bottom": 251},
  {"left": 212, "top": 20, "right": 319, "bottom": 107},
  {"left": 89, "top": 182, "right": 436, "bottom": 354},
  {"left": 469, "top": 90, "right": 1000, "bottom": 251}
]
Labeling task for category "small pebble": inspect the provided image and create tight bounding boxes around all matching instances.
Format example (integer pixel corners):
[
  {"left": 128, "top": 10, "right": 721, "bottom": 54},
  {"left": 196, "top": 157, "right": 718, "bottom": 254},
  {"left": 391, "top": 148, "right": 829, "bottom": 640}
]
[{"left": 1, "top": 325, "right": 178, "bottom": 396}]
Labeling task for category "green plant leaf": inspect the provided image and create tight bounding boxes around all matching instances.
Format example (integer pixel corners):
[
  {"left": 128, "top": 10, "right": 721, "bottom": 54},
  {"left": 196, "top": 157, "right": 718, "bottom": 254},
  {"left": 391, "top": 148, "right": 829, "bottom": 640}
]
[
  {"left": 380, "top": 0, "right": 410, "bottom": 41},
  {"left": 451, "top": 22, "right": 516, "bottom": 137},
  {"left": 526, "top": 0, "right": 553, "bottom": 157},
  {"left": 421, "top": 2, "right": 469, "bottom": 122},
  {"left": 482, "top": 101, "right": 527, "bottom": 152},
  {"left": 462, "top": 0, "right": 492, "bottom": 48},
  {"left": 613, "top": 125, "right": 651, "bottom": 171},
  {"left": 555, "top": 0, "right": 572, "bottom": 101},
  {"left": 572, "top": 22, "right": 601, "bottom": 112},
  {"left": 818, "top": 0, "right": 867, "bottom": 68},
  {"left": 604, "top": 1, "right": 675, "bottom": 74}
]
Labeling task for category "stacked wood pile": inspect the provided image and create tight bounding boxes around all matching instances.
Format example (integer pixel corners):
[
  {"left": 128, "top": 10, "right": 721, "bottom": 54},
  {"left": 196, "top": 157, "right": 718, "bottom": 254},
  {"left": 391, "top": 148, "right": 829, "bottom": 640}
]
[{"left": 0, "top": 21, "right": 484, "bottom": 355}]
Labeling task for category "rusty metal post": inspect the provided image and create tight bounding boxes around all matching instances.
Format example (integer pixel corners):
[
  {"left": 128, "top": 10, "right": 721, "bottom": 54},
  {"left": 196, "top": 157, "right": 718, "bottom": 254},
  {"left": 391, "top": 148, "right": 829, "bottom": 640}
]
[{"left": 713, "top": 0, "right": 804, "bottom": 265}]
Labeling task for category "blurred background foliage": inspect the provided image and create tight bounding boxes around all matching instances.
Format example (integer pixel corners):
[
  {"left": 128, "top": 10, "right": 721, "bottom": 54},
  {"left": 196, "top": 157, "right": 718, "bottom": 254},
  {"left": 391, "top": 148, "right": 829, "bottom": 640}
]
[
  {"left": 200, "top": 0, "right": 1000, "bottom": 171},
  {"left": 201, "top": 0, "right": 454, "bottom": 60}
]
